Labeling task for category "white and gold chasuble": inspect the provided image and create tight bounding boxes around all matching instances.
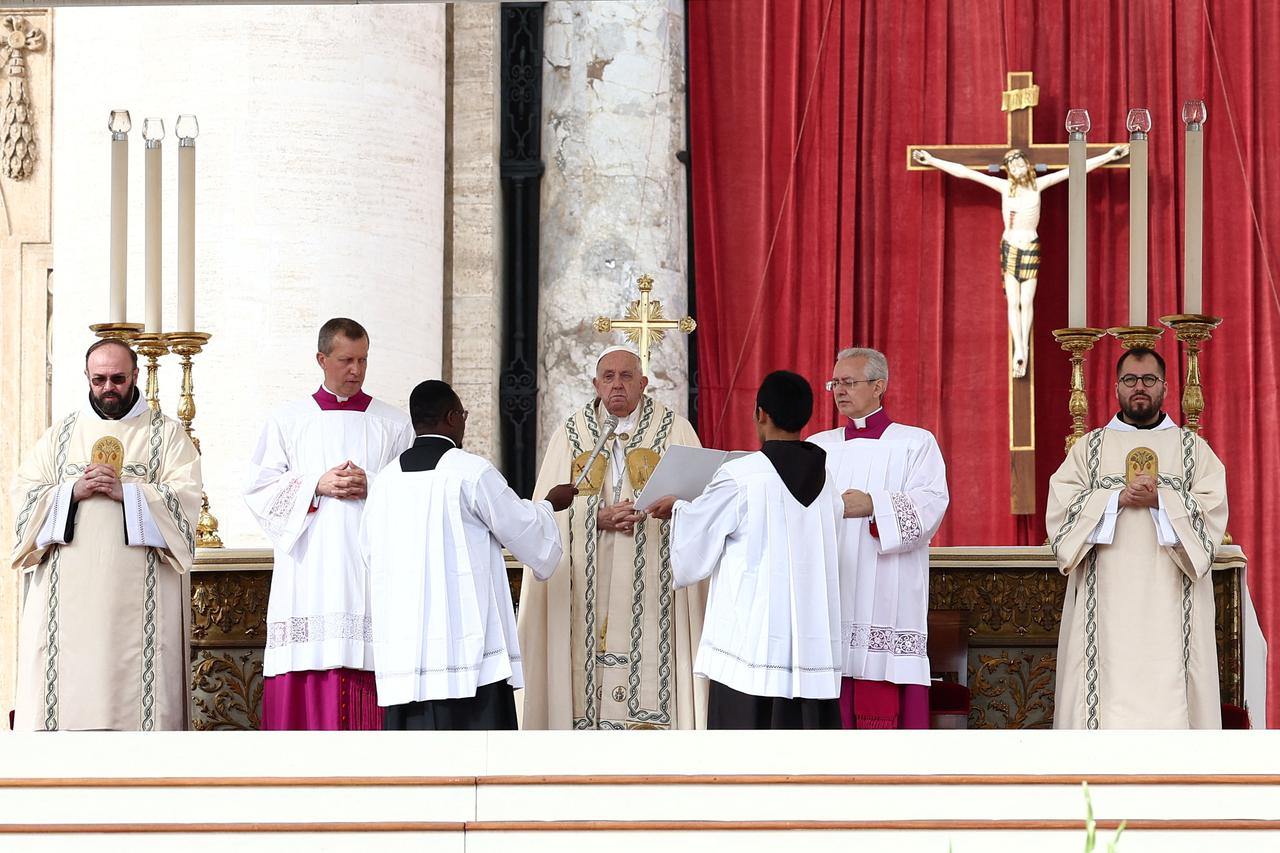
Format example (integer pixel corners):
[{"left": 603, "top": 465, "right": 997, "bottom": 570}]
[
  {"left": 518, "top": 396, "right": 706, "bottom": 729},
  {"left": 1048, "top": 418, "right": 1227, "bottom": 729},
  {"left": 11, "top": 398, "right": 201, "bottom": 731}
]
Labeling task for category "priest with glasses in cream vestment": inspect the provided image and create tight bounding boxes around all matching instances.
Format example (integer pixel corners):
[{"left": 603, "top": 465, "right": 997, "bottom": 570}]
[{"left": 1048, "top": 348, "right": 1227, "bottom": 729}]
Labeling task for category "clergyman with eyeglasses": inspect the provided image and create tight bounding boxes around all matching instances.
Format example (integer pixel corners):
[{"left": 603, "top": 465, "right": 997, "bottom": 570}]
[
  {"left": 807, "top": 347, "right": 950, "bottom": 728},
  {"left": 1047, "top": 347, "right": 1228, "bottom": 729},
  {"left": 11, "top": 339, "right": 202, "bottom": 730}
]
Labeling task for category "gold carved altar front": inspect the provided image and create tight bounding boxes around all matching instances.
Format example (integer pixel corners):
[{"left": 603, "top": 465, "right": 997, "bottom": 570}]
[{"left": 190, "top": 545, "right": 1248, "bottom": 730}]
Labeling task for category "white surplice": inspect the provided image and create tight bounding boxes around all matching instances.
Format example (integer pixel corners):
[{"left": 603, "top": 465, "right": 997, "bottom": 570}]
[
  {"left": 360, "top": 444, "right": 562, "bottom": 704},
  {"left": 808, "top": 421, "right": 949, "bottom": 686},
  {"left": 244, "top": 393, "right": 413, "bottom": 676},
  {"left": 12, "top": 392, "right": 201, "bottom": 730},
  {"left": 1048, "top": 413, "right": 1228, "bottom": 729},
  {"left": 671, "top": 452, "right": 844, "bottom": 700}
]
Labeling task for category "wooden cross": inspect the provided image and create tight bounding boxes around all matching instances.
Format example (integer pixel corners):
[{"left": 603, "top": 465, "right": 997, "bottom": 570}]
[
  {"left": 906, "top": 71, "right": 1127, "bottom": 174},
  {"left": 906, "top": 71, "right": 1128, "bottom": 517},
  {"left": 594, "top": 273, "right": 696, "bottom": 376}
]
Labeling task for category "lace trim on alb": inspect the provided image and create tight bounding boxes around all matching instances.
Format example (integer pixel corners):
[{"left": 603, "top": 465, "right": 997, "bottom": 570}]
[
  {"left": 847, "top": 623, "right": 927, "bottom": 658},
  {"left": 888, "top": 492, "right": 922, "bottom": 545},
  {"left": 266, "top": 613, "right": 372, "bottom": 649}
]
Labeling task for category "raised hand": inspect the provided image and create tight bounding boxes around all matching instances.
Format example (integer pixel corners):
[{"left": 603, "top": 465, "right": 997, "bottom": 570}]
[{"left": 544, "top": 483, "right": 578, "bottom": 513}]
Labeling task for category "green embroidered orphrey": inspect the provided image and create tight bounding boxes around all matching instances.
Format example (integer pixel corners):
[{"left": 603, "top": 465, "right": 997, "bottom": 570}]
[{"left": 1047, "top": 424, "right": 1227, "bottom": 730}]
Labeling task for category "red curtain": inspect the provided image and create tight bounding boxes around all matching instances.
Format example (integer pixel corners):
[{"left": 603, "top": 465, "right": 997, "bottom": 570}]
[{"left": 688, "top": 0, "right": 1280, "bottom": 723}]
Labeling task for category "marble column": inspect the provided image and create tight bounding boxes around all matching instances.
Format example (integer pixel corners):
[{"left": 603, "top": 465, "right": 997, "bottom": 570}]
[
  {"left": 537, "top": 0, "right": 690, "bottom": 450},
  {"left": 48, "top": 4, "right": 446, "bottom": 549},
  {"left": 444, "top": 3, "right": 503, "bottom": 467},
  {"left": 0, "top": 7, "right": 53, "bottom": 721}
]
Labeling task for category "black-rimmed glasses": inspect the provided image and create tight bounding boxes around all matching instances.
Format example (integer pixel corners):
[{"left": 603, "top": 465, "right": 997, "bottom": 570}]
[{"left": 1118, "top": 374, "right": 1164, "bottom": 388}]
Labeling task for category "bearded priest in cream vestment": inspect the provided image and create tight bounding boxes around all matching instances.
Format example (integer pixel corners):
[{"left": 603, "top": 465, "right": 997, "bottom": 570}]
[
  {"left": 518, "top": 347, "right": 706, "bottom": 730},
  {"left": 11, "top": 341, "right": 201, "bottom": 731},
  {"left": 1047, "top": 349, "right": 1227, "bottom": 730}
]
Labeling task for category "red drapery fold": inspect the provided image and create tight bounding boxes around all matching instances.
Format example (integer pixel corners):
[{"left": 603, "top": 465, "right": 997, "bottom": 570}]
[{"left": 688, "top": 0, "right": 1280, "bottom": 723}]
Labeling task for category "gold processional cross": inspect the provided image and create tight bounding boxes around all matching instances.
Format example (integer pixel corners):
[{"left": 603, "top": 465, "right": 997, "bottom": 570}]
[
  {"left": 906, "top": 71, "right": 1128, "bottom": 516},
  {"left": 594, "top": 273, "right": 696, "bottom": 376}
]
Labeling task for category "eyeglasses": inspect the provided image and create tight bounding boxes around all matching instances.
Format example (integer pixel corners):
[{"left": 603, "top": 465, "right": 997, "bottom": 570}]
[
  {"left": 456, "top": 408, "right": 469, "bottom": 420},
  {"left": 825, "top": 378, "right": 878, "bottom": 392},
  {"left": 1118, "top": 374, "right": 1164, "bottom": 388}
]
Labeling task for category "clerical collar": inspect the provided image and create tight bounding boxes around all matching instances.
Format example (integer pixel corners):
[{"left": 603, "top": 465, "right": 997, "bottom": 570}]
[
  {"left": 1108, "top": 412, "right": 1174, "bottom": 432},
  {"left": 314, "top": 385, "right": 373, "bottom": 412},
  {"left": 87, "top": 386, "right": 144, "bottom": 421},
  {"left": 414, "top": 434, "right": 456, "bottom": 447},
  {"left": 844, "top": 407, "right": 891, "bottom": 440}
]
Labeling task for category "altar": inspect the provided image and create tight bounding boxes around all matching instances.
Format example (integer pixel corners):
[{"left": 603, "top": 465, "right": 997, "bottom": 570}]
[{"left": 188, "top": 545, "right": 1264, "bottom": 730}]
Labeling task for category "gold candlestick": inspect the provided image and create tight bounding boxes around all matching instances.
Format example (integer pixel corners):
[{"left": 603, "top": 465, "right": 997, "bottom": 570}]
[
  {"left": 162, "top": 331, "right": 222, "bottom": 548},
  {"left": 1053, "top": 327, "right": 1106, "bottom": 452},
  {"left": 1106, "top": 325, "right": 1164, "bottom": 351},
  {"left": 1160, "top": 313, "right": 1223, "bottom": 434},
  {"left": 89, "top": 322, "right": 143, "bottom": 343},
  {"left": 132, "top": 332, "right": 169, "bottom": 412}
]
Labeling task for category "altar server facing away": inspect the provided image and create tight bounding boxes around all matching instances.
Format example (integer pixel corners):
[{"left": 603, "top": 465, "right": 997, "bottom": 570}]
[
  {"left": 649, "top": 371, "right": 844, "bottom": 729},
  {"left": 361, "top": 380, "right": 577, "bottom": 730},
  {"left": 244, "top": 318, "right": 414, "bottom": 730},
  {"left": 808, "top": 347, "right": 949, "bottom": 729}
]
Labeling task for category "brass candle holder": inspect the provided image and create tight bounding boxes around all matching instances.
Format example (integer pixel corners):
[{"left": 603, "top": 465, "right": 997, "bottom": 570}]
[
  {"left": 132, "top": 332, "right": 169, "bottom": 412},
  {"left": 1160, "top": 313, "right": 1223, "bottom": 434},
  {"left": 1106, "top": 324, "right": 1164, "bottom": 351},
  {"left": 1052, "top": 327, "right": 1106, "bottom": 452},
  {"left": 162, "top": 330, "right": 222, "bottom": 548},
  {"left": 89, "top": 321, "right": 143, "bottom": 342}
]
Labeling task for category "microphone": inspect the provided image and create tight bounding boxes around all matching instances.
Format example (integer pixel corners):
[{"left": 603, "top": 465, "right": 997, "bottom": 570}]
[{"left": 573, "top": 414, "right": 619, "bottom": 489}]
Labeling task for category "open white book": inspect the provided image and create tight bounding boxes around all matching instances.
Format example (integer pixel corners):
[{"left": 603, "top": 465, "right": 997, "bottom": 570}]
[{"left": 634, "top": 445, "right": 752, "bottom": 512}]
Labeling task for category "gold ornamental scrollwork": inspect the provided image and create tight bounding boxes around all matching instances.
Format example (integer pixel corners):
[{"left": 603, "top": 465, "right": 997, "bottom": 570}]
[
  {"left": 191, "top": 571, "right": 270, "bottom": 644},
  {"left": 191, "top": 650, "right": 263, "bottom": 731},
  {"left": 967, "top": 650, "right": 1056, "bottom": 729},
  {"left": 0, "top": 15, "right": 44, "bottom": 181},
  {"left": 929, "top": 568, "right": 1066, "bottom": 639}
]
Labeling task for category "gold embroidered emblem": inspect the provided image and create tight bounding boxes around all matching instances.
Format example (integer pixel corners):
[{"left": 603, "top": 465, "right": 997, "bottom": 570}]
[
  {"left": 1126, "top": 447, "right": 1158, "bottom": 483},
  {"left": 626, "top": 448, "right": 660, "bottom": 492},
  {"left": 572, "top": 450, "right": 607, "bottom": 497},
  {"left": 91, "top": 436, "right": 125, "bottom": 477}
]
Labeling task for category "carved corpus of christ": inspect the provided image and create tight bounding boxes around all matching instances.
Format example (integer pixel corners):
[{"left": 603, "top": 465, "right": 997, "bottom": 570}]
[{"left": 912, "top": 144, "right": 1127, "bottom": 378}]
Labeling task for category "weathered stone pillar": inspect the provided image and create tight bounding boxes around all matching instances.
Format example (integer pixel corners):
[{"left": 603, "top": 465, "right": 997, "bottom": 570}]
[
  {"left": 537, "top": 0, "right": 690, "bottom": 449},
  {"left": 444, "top": 3, "right": 503, "bottom": 467}
]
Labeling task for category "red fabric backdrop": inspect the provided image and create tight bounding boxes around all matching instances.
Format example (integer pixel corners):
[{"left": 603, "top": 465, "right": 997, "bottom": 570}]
[{"left": 688, "top": 0, "right": 1280, "bottom": 723}]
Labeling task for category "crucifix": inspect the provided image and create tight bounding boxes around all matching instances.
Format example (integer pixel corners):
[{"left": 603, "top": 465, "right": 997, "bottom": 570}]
[
  {"left": 595, "top": 273, "right": 696, "bottom": 376},
  {"left": 907, "top": 71, "right": 1129, "bottom": 515}
]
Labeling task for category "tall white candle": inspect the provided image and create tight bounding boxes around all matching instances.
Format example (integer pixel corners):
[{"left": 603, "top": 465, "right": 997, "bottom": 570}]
[
  {"left": 1126, "top": 109, "right": 1151, "bottom": 326},
  {"left": 1183, "top": 100, "right": 1206, "bottom": 315},
  {"left": 176, "top": 114, "right": 198, "bottom": 332},
  {"left": 1066, "top": 109, "right": 1090, "bottom": 327},
  {"left": 143, "top": 119, "right": 164, "bottom": 333},
  {"left": 108, "top": 110, "right": 131, "bottom": 323}
]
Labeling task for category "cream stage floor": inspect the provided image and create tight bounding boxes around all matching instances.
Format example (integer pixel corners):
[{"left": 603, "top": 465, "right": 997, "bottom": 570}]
[{"left": 3, "top": 730, "right": 1280, "bottom": 852}]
